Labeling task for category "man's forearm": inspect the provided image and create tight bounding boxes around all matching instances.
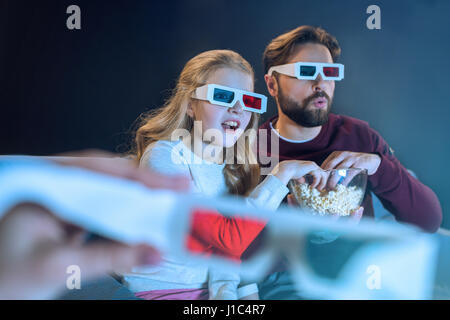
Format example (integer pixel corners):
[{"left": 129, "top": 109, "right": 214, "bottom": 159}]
[{"left": 369, "top": 155, "right": 442, "bottom": 232}]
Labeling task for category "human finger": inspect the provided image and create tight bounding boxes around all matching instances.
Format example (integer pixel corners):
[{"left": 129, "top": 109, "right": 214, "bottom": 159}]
[
  {"left": 63, "top": 242, "right": 161, "bottom": 280},
  {"left": 339, "top": 167, "right": 361, "bottom": 187},
  {"left": 291, "top": 161, "right": 321, "bottom": 181},
  {"left": 50, "top": 155, "right": 190, "bottom": 191},
  {"left": 326, "top": 156, "right": 358, "bottom": 189},
  {"left": 295, "top": 177, "right": 306, "bottom": 184},
  {"left": 348, "top": 207, "right": 364, "bottom": 225},
  {"left": 309, "top": 170, "right": 321, "bottom": 189},
  {"left": 287, "top": 194, "right": 298, "bottom": 207},
  {"left": 315, "top": 170, "right": 330, "bottom": 191},
  {"left": 320, "top": 151, "right": 342, "bottom": 170},
  {"left": 321, "top": 151, "right": 349, "bottom": 171},
  {"left": 326, "top": 170, "right": 342, "bottom": 190},
  {"left": 309, "top": 169, "right": 327, "bottom": 191}
]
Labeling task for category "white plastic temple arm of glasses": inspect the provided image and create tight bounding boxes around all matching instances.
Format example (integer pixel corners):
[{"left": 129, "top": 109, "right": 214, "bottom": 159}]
[
  {"left": 191, "top": 84, "right": 209, "bottom": 99},
  {"left": 267, "top": 63, "right": 296, "bottom": 77}
]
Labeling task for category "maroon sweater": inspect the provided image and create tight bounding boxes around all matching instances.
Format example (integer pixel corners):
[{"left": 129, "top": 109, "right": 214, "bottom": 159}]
[{"left": 258, "top": 114, "right": 442, "bottom": 233}]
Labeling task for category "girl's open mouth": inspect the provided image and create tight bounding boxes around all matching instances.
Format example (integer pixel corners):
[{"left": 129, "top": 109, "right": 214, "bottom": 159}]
[{"left": 221, "top": 120, "right": 240, "bottom": 131}]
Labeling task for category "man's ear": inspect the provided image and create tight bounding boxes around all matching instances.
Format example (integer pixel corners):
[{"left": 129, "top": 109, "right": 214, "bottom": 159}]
[{"left": 264, "top": 74, "right": 278, "bottom": 98}]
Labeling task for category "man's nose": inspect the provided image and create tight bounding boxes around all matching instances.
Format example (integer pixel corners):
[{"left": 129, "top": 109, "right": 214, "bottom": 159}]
[{"left": 312, "top": 74, "right": 326, "bottom": 92}]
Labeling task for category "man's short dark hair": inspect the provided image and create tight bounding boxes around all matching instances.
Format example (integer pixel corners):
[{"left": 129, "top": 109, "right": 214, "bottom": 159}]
[{"left": 263, "top": 25, "right": 341, "bottom": 74}]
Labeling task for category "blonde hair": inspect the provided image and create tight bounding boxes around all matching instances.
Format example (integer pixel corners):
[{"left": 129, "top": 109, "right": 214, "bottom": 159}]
[{"left": 133, "top": 49, "right": 261, "bottom": 196}]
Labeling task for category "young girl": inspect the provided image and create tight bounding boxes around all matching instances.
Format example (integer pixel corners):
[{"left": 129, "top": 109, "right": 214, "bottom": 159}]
[{"left": 121, "top": 49, "right": 323, "bottom": 300}]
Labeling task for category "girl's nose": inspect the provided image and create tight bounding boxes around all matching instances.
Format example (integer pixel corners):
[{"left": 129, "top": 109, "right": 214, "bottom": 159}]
[{"left": 229, "top": 100, "right": 244, "bottom": 114}]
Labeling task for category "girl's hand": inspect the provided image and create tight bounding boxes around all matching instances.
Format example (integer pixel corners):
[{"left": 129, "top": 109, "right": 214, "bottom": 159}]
[{"left": 272, "top": 160, "right": 328, "bottom": 189}]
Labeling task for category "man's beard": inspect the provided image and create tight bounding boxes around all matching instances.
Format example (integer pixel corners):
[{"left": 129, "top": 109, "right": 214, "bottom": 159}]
[{"left": 277, "top": 87, "right": 332, "bottom": 128}]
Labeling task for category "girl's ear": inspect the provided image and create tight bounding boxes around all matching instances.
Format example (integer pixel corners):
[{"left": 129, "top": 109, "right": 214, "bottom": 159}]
[{"left": 186, "top": 101, "right": 194, "bottom": 119}]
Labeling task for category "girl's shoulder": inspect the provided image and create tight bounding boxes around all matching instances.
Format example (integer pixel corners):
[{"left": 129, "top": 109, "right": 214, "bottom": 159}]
[
  {"left": 146, "top": 139, "right": 183, "bottom": 152},
  {"left": 141, "top": 139, "right": 183, "bottom": 158},
  {"left": 140, "top": 140, "right": 191, "bottom": 175}
]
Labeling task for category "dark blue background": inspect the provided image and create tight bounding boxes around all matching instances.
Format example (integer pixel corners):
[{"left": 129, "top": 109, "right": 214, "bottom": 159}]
[{"left": 1, "top": 0, "right": 449, "bottom": 228}]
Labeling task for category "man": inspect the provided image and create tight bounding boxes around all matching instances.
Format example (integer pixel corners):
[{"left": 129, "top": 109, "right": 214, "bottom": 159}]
[
  {"left": 260, "top": 25, "right": 442, "bottom": 232},
  {"left": 256, "top": 25, "right": 443, "bottom": 299}
]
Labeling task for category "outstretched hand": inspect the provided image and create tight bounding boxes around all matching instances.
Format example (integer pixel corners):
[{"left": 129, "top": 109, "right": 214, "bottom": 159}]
[
  {"left": 0, "top": 149, "right": 191, "bottom": 299},
  {"left": 0, "top": 203, "right": 161, "bottom": 299}
]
